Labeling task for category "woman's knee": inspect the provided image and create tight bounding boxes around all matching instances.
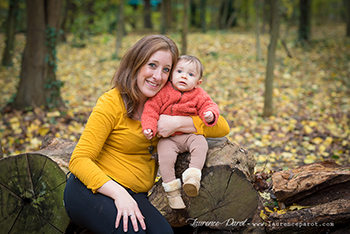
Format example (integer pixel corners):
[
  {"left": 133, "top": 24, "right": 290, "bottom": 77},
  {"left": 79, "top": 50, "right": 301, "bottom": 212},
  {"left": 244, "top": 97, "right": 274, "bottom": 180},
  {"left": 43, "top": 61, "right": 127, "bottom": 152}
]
[{"left": 63, "top": 175, "right": 117, "bottom": 233}]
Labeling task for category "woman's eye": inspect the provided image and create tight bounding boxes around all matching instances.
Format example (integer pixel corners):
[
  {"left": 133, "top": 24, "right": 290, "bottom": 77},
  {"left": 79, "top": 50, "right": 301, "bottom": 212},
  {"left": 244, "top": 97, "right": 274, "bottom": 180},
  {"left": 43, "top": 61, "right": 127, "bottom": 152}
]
[
  {"left": 164, "top": 67, "right": 170, "bottom": 73},
  {"left": 149, "top": 63, "right": 156, "bottom": 68}
]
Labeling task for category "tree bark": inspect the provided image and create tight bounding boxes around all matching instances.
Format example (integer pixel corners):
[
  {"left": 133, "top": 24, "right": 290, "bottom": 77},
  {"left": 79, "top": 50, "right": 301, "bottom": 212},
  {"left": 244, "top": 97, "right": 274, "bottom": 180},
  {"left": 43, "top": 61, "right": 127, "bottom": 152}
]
[
  {"left": 346, "top": 0, "right": 350, "bottom": 37},
  {"left": 255, "top": 0, "right": 262, "bottom": 61},
  {"left": 115, "top": 0, "right": 125, "bottom": 58},
  {"left": 182, "top": 0, "right": 189, "bottom": 55},
  {"left": 12, "top": 0, "right": 65, "bottom": 110},
  {"left": 2, "top": 0, "right": 19, "bottom": 67},
  {"left": 143, "top": 0, "right": 153, "bottom": 29},
  {"left": 272, "top": 161, "right": 350, "bottom": 206},
  {"left": 262, "top": 0, "right": 280, "bottom": 117},
  {"left": 0, "top": 139, "right": 3, "bottom": 159},
  {"left": 200, "top": 0, "right": 207, "bottom": 33}
]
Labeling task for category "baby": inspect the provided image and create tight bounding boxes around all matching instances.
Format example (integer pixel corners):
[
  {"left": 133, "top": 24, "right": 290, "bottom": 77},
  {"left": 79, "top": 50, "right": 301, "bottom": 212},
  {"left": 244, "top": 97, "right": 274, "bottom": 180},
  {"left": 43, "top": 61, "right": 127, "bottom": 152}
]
[{"left": 141, "top": 55, "right": 219, "bottom": 209}]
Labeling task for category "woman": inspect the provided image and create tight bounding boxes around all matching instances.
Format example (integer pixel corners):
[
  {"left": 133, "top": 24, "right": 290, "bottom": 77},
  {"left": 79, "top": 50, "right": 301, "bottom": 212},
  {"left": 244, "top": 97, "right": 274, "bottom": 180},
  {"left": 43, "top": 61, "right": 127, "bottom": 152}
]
[{"left": 64, "top": 35, "right": 230, "bottom": 234}]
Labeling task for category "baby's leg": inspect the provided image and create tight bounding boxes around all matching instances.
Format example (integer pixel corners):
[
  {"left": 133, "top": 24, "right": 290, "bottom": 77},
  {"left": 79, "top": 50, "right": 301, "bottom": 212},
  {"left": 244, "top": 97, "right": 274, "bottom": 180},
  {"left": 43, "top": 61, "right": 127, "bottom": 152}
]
[
  {"left": 157, "top": 137, "right": 180, "bottom": 183},
  {"left": 158, "top": 136, "right": 186, "bottom": 209},
  {"left": 187, "top": 134, "right": 208, "bottom": 170},
  {"left": 182, "top": 134, "right": 208, "bottom": 197}
]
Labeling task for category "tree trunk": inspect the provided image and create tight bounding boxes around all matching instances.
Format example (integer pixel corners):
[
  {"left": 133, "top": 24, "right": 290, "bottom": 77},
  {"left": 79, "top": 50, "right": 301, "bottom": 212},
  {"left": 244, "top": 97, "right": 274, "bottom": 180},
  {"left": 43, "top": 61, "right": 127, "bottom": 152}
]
[
  {"left": 12, "top": 0, "right": 65, "bottom": 110},
  {"left": 143, "top": 0, "right": 153, "bottom": 29},
  {"left": 219, "top": 0, "right": 229, "bottom": 30},
  {"left": 115, "top": 0, "right": 125, "bottom": 58},
  {"left": 261, "top": 0, "right": 269, "bottom": 34},
  {"left": 255, "top": 0, "right": 262, "bottom": 61},
  {"left": 346, "top": 0, "right": 350, "bottom": 37},
  {"left": 0, "top": 140, "right": 3, "bottom": 159},
  {"left": 200, "top": 0, "right": 207, "bottom": 33},
  {"left": 262, "top": 0, "right": 279, "bottom": 117},
  {"left": 298, "top": 0, "right": 311, "bottom": 42},
  {"left": 160, "top": 0, "right": 172, "bottom": 34},
  {"left": 182, "top": 0, "right": 189, "bottom": 55},
  {"left": 58, "top": 0, "right": 69, "bottom": 43},
  {"left": 2, "top": 0, "right": 19, "bottom": 67},
  {"left": 161, "top": 0, "right": 167, "bottom": 34}
]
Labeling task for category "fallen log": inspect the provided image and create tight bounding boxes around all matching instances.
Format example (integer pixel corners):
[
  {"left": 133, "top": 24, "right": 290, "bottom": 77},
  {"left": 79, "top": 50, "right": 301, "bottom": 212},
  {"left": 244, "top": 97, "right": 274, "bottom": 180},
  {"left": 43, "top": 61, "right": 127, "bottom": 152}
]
[
  {"left": 148, "top": 137, "right": 259, "bottom": 232},
  {"left": 34, "top": 137, "right": 77, "bottom": 174},
  {"left": 34, "top": 136, "right": 260, "bottom": 233},
  {"left": 271, "top": 161, "right": 350, "bottom": 206},
  {"left": 261, "top": 161, "right": 350, "bottom": 234}
]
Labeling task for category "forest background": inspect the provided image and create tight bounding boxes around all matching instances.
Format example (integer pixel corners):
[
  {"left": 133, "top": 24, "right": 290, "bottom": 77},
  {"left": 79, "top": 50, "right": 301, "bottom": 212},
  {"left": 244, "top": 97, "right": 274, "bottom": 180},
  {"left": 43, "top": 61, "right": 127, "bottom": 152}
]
[{"left": 0, "top": 0, "right": 349, "bottom": 173}]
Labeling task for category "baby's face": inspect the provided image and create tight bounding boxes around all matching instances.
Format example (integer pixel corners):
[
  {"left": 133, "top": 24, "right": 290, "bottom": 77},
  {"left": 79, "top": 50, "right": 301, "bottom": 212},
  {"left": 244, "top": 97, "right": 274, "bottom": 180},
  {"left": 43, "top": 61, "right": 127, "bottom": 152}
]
[{"left": 171, "top": 60, "right": 202, "bottom": 92}]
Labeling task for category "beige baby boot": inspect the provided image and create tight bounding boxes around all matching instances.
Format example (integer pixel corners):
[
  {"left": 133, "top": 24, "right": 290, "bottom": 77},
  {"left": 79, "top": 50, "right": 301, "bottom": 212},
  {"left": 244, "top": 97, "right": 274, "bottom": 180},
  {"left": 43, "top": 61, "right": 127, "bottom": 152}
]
[
  {"left": 182, "top": 168, "right": 201, "bottom": 197},
  {"left": 162, "top": 179, "right": 186, "bottom": 209}
]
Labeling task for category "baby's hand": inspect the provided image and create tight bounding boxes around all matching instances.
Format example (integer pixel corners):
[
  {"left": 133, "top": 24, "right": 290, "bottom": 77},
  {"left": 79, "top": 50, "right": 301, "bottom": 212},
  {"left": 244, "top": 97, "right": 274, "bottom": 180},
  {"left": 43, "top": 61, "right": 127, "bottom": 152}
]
[
  {"left": 204, "top": 111, "right": 214, "bottom": 123},
  {"left": 143, "top": 129, "right": 154, "bottom": 140}
]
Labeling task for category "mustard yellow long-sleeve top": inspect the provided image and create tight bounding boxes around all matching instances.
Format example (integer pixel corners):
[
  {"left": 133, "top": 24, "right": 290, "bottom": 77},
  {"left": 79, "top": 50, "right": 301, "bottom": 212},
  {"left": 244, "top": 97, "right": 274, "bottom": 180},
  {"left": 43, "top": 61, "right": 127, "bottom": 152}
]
[{"left": 69, "top": 88, "right": 230, "bottom": 193}]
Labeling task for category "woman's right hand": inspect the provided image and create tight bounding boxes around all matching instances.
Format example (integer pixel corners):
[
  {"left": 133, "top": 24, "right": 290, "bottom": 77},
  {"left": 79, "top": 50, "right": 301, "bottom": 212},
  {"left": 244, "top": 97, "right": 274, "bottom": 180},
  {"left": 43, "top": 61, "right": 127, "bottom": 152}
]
[{"left": 97, "top": 180, "right": 146, "bottom": 232}]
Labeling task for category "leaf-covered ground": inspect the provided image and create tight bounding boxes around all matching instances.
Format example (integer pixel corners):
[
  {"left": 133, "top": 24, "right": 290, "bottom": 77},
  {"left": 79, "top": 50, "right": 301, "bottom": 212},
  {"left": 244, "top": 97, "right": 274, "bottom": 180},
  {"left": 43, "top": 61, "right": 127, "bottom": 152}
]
[{"left": 1, "top": 24, "right": 349, "bottom": 172}]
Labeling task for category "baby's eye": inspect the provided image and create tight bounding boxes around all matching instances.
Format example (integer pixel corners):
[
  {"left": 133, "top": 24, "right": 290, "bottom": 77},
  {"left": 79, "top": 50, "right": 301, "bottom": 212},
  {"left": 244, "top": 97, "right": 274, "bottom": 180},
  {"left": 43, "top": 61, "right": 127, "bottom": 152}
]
[
  {"left": 189, "top": 73, "right": 194, "bottom": 77},
  {"left": 177, "top": 69, "right": 182, "bottom": 73}
]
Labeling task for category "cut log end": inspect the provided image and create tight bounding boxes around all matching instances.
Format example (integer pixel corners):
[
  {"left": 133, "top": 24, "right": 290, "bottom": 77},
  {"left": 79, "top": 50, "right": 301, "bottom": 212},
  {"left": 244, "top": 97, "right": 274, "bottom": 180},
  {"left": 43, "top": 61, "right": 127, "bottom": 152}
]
[{"left": 149, "top": 165, "right": 259, "bottom": 230}]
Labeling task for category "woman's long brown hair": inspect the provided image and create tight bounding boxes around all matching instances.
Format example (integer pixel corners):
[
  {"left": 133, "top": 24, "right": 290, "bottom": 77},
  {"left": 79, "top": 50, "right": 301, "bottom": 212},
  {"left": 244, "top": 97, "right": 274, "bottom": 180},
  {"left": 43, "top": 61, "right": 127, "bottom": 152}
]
[{"left": 111, "top": 35, "right": 179, "bottom": 118}]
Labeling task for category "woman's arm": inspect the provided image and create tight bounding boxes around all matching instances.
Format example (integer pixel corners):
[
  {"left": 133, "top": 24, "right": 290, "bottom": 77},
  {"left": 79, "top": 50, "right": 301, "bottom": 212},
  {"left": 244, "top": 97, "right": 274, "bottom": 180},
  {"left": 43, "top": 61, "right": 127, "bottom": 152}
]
[
  {"left": 156, "top": 115, "right": 196, "bottom": 137},
  {"left": 156, "top": 114, "right": 230, "bottom": 138}
]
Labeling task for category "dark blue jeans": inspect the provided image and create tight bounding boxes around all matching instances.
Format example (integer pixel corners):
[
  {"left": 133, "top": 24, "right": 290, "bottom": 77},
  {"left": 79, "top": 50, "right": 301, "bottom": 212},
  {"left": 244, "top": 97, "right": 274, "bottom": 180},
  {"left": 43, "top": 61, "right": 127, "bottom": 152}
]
[{"left": 64, "top": 174, "right": 173, "bottom": 234}]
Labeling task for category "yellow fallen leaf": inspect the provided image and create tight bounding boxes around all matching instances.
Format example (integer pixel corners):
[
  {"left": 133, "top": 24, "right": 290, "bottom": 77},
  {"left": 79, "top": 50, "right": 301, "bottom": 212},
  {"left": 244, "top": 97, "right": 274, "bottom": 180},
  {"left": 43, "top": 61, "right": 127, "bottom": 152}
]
[
  {"left": 47, "top": 111, "right": 61, "bottom": 118},
  {"left": 324, "top": 137, "right": 333, "bottom": 146},
  {"left": 307, "top": 145, "right": 316, "bottom": 151},
  {"left": 276, "top": 209, "right": 287, "bottom": 214},
  {"left": 312, "top": 137, "right": 323, "bottom": 144},
  {"left": 304, "top": 125, "right": 313, "bottom": 134},
  {"left": 260, "top": 210, "right": 268, "bottom": 220},
  {"left": 289, "top": 203, "right": 309, "bottom": 211},
  {"left": 265, "top": 207, "right": 274, "bottom": 213},
  {"left": 259, "top": 191, "right": 271, "bottom": 200},
  {"left": 38, "top": 127, "right": 50, "bottom": 136},
  {"left": 309, "top": 121, "right": 317, "bottom": 127},
  {"left": 319, "top": 144, "right": 326, "bottom": 153},
  {"left": 304, "top": 158, "right": 314, "bottom": 164}
]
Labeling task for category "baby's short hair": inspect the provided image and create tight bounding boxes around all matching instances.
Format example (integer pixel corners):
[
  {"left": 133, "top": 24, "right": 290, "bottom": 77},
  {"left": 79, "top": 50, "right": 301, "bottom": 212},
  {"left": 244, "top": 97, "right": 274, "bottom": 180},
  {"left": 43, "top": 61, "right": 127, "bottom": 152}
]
[{"left": 178, "top": 55, "right": 204, "bottom": 79}]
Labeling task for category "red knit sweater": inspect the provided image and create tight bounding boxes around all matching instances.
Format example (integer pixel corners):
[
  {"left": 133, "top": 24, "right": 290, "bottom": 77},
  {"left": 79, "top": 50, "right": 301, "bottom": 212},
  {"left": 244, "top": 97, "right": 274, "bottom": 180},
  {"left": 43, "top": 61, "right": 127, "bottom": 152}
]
[{"left": 141, "top": 82, "right": 220, "bottom": 136}]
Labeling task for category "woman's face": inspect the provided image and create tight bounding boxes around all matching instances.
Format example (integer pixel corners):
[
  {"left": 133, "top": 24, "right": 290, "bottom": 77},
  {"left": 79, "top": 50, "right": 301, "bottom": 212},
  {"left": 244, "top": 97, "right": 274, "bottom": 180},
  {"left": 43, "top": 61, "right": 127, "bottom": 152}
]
[{"left": 137, "top": 50, "right": 173, "bottom": 102}]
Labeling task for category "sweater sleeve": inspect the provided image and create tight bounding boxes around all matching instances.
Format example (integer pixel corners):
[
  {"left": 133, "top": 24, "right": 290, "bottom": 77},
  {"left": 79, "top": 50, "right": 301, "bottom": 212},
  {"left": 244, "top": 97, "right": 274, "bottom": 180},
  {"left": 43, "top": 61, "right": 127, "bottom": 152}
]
[
  {"left": 192, "top": 115, "right": 230, "bottom": 138},
  {"left": 141, "top": 88, "right": 165, "bottom": 136},
  {"left": 69, "top": 90, "right": 121, "bottom": 193},
  {"left": 195, "top": 88, "right": 220, "bottom": 127}
]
